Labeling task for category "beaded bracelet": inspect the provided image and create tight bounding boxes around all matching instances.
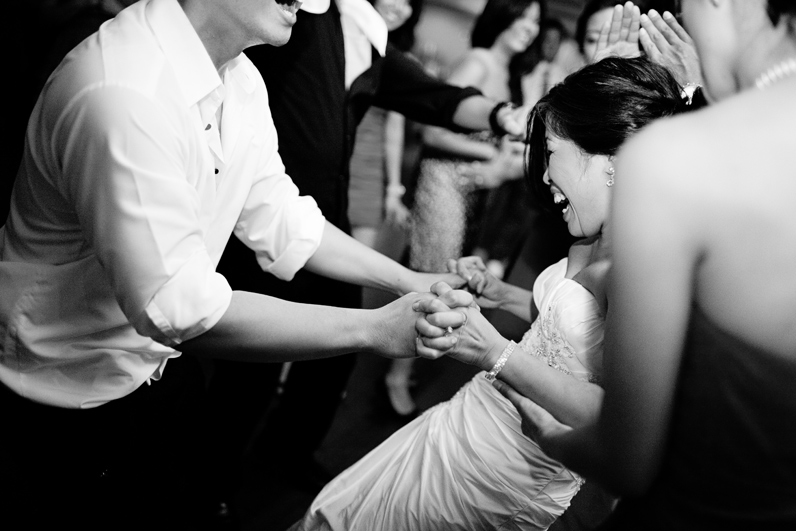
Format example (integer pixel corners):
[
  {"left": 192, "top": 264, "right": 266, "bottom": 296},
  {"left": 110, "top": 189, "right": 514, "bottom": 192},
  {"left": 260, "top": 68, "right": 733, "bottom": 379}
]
[{"left": 484, "top": 340, "right": 516, "bottom": 382}]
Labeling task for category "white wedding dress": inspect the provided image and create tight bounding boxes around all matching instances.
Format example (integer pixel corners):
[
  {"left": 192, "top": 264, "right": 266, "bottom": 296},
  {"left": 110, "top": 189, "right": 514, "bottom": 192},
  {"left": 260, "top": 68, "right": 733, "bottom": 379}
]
[{"left": 290, "top": 258, "right": 605, "bottom": 531}]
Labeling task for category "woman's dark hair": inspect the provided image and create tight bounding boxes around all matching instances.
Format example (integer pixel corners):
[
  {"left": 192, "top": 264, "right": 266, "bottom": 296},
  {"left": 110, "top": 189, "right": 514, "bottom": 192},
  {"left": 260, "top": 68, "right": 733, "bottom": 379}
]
[
  {"left": 525, "top": 56, "right": 704, "bottom": 209},
  {"left": 575, "top": 0, "right": 676, "bottom": 52},
  {"left": 471, "top": 0, "right": 543, "bottom": 49},
  {"left": 767, "top": 0, "right": 796, "bottom": 26},
  {"left": 388, "top": 0, "right": 424, "bottom": 52}
]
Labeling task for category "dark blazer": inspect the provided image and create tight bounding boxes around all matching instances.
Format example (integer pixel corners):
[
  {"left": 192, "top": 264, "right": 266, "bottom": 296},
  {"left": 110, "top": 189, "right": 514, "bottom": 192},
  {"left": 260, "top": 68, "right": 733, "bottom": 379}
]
[{"left": 244, "top": 0, "right": 481, "bottom": 229}]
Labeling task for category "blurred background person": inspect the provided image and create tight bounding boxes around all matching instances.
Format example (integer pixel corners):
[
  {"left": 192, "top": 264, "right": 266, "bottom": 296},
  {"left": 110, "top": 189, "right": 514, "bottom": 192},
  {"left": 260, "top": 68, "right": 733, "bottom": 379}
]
[{"left": 382, "top": 0, "right": 544, "bottom": 419}]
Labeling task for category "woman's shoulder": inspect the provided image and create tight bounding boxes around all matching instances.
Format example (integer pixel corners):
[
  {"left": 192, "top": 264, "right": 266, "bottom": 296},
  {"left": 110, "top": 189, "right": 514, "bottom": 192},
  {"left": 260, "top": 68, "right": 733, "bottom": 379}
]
[
  {"left": 564, "top": 239, "right": 609, "bottom": 313},
  {"left": 464, "top": 47, "right": 495, "bottom": 64},
  {"left": 447, "top": 49, "right": 492, "bottom": 84}
]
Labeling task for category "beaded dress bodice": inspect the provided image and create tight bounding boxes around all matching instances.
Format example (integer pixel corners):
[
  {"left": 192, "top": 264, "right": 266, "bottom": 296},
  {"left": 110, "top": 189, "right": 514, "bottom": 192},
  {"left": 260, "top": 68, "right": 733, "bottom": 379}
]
[{"left": 518, "top": 258, "right": 605, "bottom": 384}]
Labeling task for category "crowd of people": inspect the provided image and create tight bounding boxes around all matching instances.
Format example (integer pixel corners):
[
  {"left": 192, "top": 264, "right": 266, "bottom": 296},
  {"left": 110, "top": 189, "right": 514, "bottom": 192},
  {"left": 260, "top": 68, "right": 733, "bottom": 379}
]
[{"left": 2, "top": 0, "right": 794, "bottom": 530}]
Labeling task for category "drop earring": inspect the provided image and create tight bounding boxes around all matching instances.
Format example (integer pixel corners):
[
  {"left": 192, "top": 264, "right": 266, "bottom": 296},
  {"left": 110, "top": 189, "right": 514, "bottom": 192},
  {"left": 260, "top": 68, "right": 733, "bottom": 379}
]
[{"left": 606, "top": 166, "right": 615, "bottom": 187}]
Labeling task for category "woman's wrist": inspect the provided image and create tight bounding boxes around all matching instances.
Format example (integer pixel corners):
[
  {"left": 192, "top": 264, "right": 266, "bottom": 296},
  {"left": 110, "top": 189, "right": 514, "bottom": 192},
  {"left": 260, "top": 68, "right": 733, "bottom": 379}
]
[
  {"left": 385, "top": 183, "right": 406, "bottom": 198},
  {"left": 489, "top": 101, "right": 518, "bottom": 137},
  {"left": 480, "top": 337, "right": 511, "bottom": 373}
]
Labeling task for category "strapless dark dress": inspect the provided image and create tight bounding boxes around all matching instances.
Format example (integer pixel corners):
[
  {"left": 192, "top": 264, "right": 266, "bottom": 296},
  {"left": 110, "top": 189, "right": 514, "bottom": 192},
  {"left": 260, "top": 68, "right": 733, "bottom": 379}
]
[{"left": 601, "top": 305, "right": 796, "bottom": 530}]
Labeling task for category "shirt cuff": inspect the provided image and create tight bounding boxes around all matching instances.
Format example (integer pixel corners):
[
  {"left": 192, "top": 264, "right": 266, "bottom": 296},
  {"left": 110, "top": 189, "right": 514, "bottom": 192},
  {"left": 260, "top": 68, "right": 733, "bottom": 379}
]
[{"left": 134, "top": 253, "right": 233, "bottom": 346}]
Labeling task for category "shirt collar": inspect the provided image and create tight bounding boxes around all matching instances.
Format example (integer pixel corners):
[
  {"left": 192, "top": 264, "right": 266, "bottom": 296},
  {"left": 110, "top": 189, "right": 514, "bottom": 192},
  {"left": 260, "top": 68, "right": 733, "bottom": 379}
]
[
  {"left": 146, "top": 0, "right": 223, "bottom": 107},
  {"left": 337, "top": 0, "right": 387, "bottom": 57},
  {"left": 224, "top": 55, "right": 257, "bottom": 95}
]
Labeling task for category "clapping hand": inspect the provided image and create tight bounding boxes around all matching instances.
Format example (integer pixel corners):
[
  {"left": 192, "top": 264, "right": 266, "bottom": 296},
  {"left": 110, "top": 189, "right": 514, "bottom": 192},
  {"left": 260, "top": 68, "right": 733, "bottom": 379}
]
[
  {"left": 593, "top": 2, "right": 642, "bottom": 63},
  {"left": 458, "top": 138, "right": 525, "bottom": 190},
  {"left": 639, "top": 10, "right": 703, "bottom": 87}
]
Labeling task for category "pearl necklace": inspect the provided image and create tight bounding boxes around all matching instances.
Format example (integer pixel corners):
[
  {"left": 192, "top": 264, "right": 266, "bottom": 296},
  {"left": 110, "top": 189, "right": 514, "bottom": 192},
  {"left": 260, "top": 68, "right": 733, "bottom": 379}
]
[{"left": 754, "top": 57, "right": 796, "bottom": 89}]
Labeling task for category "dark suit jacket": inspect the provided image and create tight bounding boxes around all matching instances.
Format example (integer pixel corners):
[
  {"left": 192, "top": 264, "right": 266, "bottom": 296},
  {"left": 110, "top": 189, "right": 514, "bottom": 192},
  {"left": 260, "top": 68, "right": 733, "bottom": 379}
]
[
  {"left": 219, "top": 0, "right": 481, "bottom": 306},
  {"left": 244, "top": 0, "right": 481, "bottom": 229}
]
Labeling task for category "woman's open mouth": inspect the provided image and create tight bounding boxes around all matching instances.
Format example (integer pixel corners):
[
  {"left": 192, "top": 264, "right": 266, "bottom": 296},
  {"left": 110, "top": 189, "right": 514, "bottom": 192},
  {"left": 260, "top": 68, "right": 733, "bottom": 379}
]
[
  {"left": 553, "top": 191, "right": 570, "bottom": 214},
  {"left": 275, "top": 0, "right": 302, "bottom": 16}
]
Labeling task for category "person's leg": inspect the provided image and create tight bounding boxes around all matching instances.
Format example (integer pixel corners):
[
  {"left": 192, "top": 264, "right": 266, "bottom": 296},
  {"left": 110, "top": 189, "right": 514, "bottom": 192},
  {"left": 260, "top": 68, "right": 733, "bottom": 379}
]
[{"left": 384, "top": 357, "right": 417, "bottom": 416}]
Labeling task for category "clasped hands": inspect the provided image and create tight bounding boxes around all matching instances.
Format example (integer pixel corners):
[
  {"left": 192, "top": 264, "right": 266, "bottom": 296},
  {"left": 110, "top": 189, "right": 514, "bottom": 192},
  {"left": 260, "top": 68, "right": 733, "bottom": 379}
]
[
  {"left": 410, "top": 257, "right": 573, "bottom": 448},
  {"left": 411, "top": 256, "right": 506, "bottom": 369}
]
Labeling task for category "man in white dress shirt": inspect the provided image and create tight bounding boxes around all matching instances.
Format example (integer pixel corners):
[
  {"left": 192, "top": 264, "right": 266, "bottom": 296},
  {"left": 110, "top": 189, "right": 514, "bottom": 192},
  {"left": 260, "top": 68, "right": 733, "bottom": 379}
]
[{"left": 0, "top": 0, "right": 458, "bottom": 526}]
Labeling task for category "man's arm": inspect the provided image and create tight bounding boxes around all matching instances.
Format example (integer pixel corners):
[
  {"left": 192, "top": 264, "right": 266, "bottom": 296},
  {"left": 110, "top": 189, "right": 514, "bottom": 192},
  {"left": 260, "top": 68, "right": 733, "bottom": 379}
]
[{"left": 178, "top": 288, "right": 433, "bottom": 362}]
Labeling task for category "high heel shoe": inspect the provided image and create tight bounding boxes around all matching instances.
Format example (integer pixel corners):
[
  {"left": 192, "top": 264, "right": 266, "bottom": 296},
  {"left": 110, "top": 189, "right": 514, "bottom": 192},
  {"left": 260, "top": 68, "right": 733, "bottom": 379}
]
[{"left": 384, "top": 374, "right": 417, "bottom": 418}]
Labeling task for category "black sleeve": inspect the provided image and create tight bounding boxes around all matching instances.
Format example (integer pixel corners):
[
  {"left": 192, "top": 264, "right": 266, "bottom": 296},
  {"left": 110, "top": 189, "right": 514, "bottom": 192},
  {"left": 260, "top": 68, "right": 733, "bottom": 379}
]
[{"left": 372, "top": 44, "right": 483, "bottom": 133}]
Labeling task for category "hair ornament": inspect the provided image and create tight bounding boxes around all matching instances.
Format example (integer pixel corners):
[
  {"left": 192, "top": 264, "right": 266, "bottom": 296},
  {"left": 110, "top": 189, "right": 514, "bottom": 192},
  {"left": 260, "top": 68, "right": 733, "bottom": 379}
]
[{"left": 680, "top": 82, "right": 700, "bottom": 106}]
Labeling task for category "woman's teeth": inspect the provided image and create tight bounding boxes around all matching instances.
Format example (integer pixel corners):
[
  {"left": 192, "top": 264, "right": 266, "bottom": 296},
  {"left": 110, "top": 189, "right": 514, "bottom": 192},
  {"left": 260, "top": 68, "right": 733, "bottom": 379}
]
[{"left": 553, "top": 192, "right": 569, "bottom": 213}]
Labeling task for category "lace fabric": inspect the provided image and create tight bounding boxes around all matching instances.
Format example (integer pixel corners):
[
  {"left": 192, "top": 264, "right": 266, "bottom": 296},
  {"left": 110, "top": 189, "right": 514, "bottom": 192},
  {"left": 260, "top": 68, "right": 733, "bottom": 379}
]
[{"left": 520, "top": 258, "right": 604, "bottom": 384}]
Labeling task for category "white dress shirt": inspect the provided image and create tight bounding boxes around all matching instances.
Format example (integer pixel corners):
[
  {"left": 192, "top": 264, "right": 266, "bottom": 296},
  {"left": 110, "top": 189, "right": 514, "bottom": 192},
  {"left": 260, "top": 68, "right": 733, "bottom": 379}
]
[
  {"left": 338, "top": 0, "right": 388, "bottom": 88},
  {"left": 0, "top": 0, "right": 325, "bottom": 408}
]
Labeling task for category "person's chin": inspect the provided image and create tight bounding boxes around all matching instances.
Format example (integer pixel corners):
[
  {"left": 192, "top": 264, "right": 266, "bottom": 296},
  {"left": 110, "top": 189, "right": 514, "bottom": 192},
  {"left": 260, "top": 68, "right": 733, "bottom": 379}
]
[{"left": 272, "top": 29, "right": 293, "bottom": 47}]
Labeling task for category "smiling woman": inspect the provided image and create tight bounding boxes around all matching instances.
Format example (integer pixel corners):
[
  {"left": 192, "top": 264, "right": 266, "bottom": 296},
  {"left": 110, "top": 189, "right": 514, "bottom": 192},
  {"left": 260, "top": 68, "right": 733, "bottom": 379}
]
[
  {"left": 289, "top": 55, "right": 702, "bottom": 531},
  {"left": 487, "top": 2, "right": 796, "bottom": 529}
]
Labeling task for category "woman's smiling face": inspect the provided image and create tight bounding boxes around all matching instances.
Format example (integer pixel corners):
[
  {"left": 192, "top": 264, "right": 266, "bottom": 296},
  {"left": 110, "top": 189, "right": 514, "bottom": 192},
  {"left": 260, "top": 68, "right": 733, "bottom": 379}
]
[
  {"left": 498, "top": 2, "right": 542, "bottom": 54},
  {"left": 543, "top": 133, "right": 612, "bottom": 238}
]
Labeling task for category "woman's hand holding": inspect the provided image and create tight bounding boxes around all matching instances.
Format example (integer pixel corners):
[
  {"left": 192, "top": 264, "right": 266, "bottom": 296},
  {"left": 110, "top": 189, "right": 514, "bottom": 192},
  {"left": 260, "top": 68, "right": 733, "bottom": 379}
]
[
  {"left": 414, "top": 281, "right": 505, "bottom": 369},
  {"left": 447, "top": 256, "right": 506, "bottom": 309}
]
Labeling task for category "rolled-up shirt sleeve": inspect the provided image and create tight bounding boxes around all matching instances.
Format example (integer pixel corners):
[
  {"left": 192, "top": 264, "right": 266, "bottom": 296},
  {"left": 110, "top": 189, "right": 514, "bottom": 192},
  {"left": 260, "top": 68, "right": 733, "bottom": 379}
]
[
  {"left": 231, "top": 82, "right": 326, "bottom": 282},
  {"left": 53, "top": 84, "right": 232, "bottom": 347}
]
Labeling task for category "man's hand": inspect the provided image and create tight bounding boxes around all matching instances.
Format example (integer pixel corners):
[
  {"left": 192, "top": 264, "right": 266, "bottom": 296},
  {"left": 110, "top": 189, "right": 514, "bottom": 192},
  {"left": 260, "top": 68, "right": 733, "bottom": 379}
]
[
  {"left": 492, "top": 380, "right": 573, "bottom": 450},
  {"left": 593, "top": 2, "right": 642, "bottom": 63},
  {"left": 639, "top": 10, "right": 703, "bottom": 87},
  {"left": 372, "top": 291, "right": 438, "bottom": 359}
]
